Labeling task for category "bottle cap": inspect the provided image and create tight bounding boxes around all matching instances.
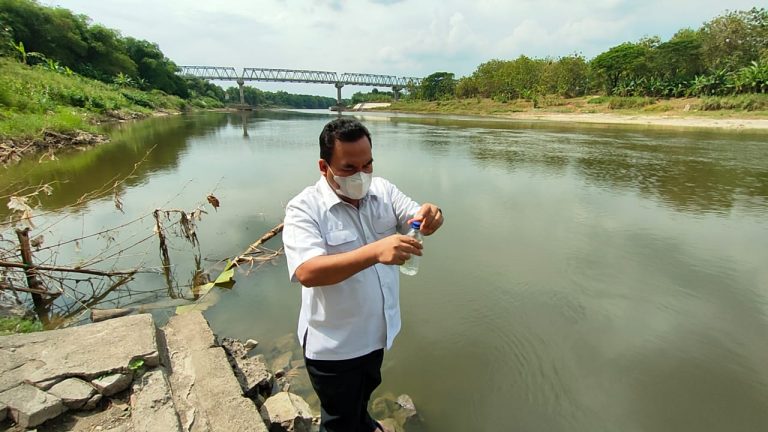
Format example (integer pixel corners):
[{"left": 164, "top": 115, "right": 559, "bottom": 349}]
[{"left": 410, "top": 221, "right": 422, "bottom": 229}]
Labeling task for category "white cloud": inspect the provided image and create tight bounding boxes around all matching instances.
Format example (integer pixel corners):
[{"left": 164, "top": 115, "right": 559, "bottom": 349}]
[{"left": 44, "top": 0, "right": 764, "bottom": 96}]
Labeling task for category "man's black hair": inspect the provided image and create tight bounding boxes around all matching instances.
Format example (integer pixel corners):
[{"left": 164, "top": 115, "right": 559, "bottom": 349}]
[{"left": 319, "top": 118, "right": 372, "bottom": 163}]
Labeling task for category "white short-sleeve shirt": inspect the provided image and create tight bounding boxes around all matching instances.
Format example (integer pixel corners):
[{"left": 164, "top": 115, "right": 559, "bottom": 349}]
[{"left": 283, "top": 176, "right": 420, "bottom": 360}]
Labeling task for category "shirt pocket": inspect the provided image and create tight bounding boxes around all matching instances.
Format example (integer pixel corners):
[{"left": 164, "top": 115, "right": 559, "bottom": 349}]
[
  {"left": 326, "top": 229, "right": 359, "bottom": 253},
  {"left": 372, "top": 210, "right": 398, "bottom": 236}
]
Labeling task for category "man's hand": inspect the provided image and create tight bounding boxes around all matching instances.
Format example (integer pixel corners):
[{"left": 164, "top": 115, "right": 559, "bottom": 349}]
[
  {"left": 373, "top": 234, "right": 423, "bottom": 265},
  {"left": 408, "top": 203, "right": 444, "bottom": 236}
]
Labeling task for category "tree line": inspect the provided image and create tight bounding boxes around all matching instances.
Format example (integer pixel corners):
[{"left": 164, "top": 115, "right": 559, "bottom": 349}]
[
  {"left": 0, "top": 0, "right": 332, "bottom": 108},
  {"left": 225, "top": 86, "right": 337, "bottom": 109},
  {"left": 410, "top": 8, "right": 767, "bottom": 101}
]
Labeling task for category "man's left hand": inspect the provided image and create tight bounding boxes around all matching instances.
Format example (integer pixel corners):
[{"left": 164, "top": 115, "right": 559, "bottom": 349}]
[{"left": 408, "top": 203, "right": 444, "bottom": 236}]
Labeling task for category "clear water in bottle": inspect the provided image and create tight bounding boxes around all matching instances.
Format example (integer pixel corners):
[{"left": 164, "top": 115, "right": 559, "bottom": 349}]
[{"left": 400, "top": 220, "right": 423, "bottom": 276}]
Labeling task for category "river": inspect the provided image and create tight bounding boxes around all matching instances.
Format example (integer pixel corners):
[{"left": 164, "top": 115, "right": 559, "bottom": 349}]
[{"left": 1, "top": 110, "right": 767, "bottom": 432}]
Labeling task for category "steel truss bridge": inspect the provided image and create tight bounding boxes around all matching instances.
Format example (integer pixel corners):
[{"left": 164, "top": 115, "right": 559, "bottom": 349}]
[{"left": 178, "top": 66, "right": 422, "bottom": 107}]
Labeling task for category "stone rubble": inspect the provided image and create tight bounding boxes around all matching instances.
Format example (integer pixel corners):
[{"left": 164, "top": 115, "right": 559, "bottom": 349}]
[
  {"left": 221, "top": 337, "right": 274, "bottom": 398},
  {"left": 259, "top": 392, "right": 314, "bottom": 432},
  {"left": 0, "top": 383, "right": 65, "bottom": 429},
  {"left": 47, "top": 378, "right": 97, "bottom": 410},
  {"left": 91, "top": 373, "right": 134, "bottom": 397}
]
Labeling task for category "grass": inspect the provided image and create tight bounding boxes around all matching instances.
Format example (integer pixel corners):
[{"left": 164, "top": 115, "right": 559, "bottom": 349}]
[
  {"left": 383, "top": 95, "right": 768, "bottom": 118},
  {"left": 0, "top": 316, "right": 43, "bottom": 335},
  {"left": 697, "top": 94, "right": 768, "bottom": 111},
  {"left": 0, "top": 57, "right": 222, "bottom": 140}
]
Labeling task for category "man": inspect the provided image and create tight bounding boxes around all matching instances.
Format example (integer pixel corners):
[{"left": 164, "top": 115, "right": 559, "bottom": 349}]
[{"left": 283, "top": 118, "right": 444, "bottom": 432}]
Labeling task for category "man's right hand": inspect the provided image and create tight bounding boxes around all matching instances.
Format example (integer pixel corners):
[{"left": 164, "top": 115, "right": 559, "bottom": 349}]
[{"left": 373, "top": 234, "right": 423, "bottom": 265}]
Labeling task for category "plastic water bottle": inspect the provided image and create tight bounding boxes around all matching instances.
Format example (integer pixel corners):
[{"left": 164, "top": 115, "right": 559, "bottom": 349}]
[{"left": 400, "top": 221, "right": 423, "bottom": 276}]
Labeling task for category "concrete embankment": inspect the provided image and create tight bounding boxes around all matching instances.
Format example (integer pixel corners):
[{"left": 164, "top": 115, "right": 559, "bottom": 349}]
[{"left": 0, "top": 312, "right": 421, "bottom": 431}]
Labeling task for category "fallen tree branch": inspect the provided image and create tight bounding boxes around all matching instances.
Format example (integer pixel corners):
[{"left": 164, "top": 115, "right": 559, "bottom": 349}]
[
  {"left": 0, "top": 282, "right": 57, "bottom": 296},
  {"left": 239, "top": 223, "right": 284, "bottom": 259},
  {"left": 0, "top": 260, "right": 137, "bottom": 277}
]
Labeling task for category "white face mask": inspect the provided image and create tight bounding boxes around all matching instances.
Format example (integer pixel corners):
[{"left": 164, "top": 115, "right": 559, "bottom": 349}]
[{"left": 329, "top": 167, "right": 372, "bottom": 200}]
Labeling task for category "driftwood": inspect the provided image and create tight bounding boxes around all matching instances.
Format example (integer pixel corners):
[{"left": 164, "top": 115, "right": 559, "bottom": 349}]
[
  {"left": 90, "top": 307, "right": 135, "bottom": 322},
  {"left": 233, "top": 223, "right": 284, "bottom": 265}
]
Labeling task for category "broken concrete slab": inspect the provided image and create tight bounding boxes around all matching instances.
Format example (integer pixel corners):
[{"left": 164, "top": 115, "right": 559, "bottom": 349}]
[
  {"left": 259, "top": 392, "right": 313, "bottom": 432},
  {"left": 221, "top": 338, "right": 274, "bottom": 398},
  {"left": 163, "top": 311, "right": 268, "bottom": 432},
  {"left": 131, "top": 368, "right": 181, "bottom": 432},
  {"left": 47, "top": 378, "right": 96, "bottom": 410},
  {"left": 0, "top": 383, "right": 65, "bottom": 429},
  {"left": 0, "top": 314, "right": 159, "bottom": 393},
  {"left": 92, "top": 373, "right": 133, "bottom": 396}
]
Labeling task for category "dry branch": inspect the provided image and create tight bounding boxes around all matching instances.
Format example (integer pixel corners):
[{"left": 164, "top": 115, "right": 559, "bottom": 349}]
[
  {"left": 0, "top": 261, "right": 137, "bottom": 277},
  {"left": 240, "top": 223, "right": 284, "bottom": 258}
]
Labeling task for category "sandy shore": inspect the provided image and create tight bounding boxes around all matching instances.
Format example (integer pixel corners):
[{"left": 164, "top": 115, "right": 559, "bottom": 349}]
[{"left": 496, "top": 112, "right": 768, "bottom": 130}]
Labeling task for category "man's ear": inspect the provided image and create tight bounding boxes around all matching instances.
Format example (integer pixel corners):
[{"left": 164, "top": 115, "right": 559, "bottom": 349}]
[{"left": 318, "top": 159, "right": 328, "bottom": 176}]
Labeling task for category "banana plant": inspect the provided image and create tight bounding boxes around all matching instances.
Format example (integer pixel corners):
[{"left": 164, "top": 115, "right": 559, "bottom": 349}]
[{"left": 12, "top": 41, "right": 26, "bottom": 64}]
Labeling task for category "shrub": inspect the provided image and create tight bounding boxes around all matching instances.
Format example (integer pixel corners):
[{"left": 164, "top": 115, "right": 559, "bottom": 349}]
[
  {"left": 698, "top": 94, "right": 768, "bottom": 111},
  {"left": 587, "top": 96, "right": 609, "bottom": 104},
  {"left": 607, "top": 96, "right": 656, "bottom": 109}
]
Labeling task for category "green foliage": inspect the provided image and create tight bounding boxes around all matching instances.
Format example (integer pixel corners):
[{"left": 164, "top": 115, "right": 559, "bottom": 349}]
[
  {"left": 225, "top": 86, "right": 336, "bottom": 108},
  {"left": 590, "top": 42, "right": 650, "bottom": 94},
  {"left": 689, "top": 68, "right": 733, "bottom": 96},
  {"left": 733, "top": 61, "right": 768, "bottom": 93},
  {"left": 418, "top": 72, "right": 456, "bottom": 101},
  {"left": 0, "top": 0, "right": 223, "bottom": 100},
  {"left": 0, "top": 16, "right": 13, "bottom": 56},
  {"left": 416, "top": 8, "right": 766, "bottom": 103},
  {"left": 0, "top": 58, "right": 186, "bottom": 138},
  {"left": 113, "top": 71, "right": 134, "bottom": 87},
  {"left": 699, "top": 7, "right": 768, "bottom": 71},
  {"left": 350, "top": 89, "right": 393, "bottom": 104},
  {"left": 0, "top": 317, "right": 43, "bottom": 334},
  {"left": 606, "top": 96, "right": 656, "bottom": 109},
  {"left": 649, "top": 30, "right": 705, "bottom": 82},
  {"left": 584, "top": 96, "right": 655, "bottom": 109},
  {"left": 697, "top": 94, "right": 768, "bottom": 111},
  {"left": 128, "top": 358, "right": 145, "bottom": 370},
  {"left": 587, "top": 96, "right": 609, "bottom": 104}
]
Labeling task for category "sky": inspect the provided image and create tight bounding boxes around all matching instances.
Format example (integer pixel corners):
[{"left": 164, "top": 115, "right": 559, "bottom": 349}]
[{"left": 46, "top": 0, "right": 764, "bottom": 97}]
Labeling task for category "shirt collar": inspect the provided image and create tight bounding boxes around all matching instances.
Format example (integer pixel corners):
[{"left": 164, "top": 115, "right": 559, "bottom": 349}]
[{"left": 316, "top": 175, "right": 378, "bottom": 209}]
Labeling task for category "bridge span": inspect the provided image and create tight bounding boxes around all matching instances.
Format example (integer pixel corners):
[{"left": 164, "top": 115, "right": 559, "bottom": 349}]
[{"left": 178, "top": 66, "right": 422, "bottom": 107}]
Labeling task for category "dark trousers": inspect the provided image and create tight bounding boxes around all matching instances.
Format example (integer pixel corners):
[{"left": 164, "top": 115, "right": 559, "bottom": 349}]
[{"left": 304, "top": 349, "right": 384, "bottom": 432}]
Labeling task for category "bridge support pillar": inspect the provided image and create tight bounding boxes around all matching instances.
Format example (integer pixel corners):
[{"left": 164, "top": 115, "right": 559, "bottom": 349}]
[
  {"left": 335, "top": 82, "right": 344, "bottom": 107},
  {"left": 237, "top": 78, "right": 245, "bottom": 106},
  {"left": 331, "top": 82, "right": 345, "bottom": 113},
  {"left": 392, "top": 86, "right": 402, "bottom": 101}
]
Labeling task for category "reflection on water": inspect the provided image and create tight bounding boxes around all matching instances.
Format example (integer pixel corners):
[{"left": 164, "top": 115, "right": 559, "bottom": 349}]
[
  {"left": 1, "top": 110, "right": 767, "bottom": 432},
  {"left": 463, "top": 126, "right": 768, "bottom": 215}
]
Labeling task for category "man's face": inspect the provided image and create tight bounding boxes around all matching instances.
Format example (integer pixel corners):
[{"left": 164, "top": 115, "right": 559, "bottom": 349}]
[{"left": 319, "top": 136, "right": 373, "bottom": 191}]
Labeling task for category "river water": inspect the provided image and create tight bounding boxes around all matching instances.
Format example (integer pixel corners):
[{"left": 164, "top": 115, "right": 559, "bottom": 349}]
[{"left": 1, "top": 110, "right": 767, "bottom": 431}]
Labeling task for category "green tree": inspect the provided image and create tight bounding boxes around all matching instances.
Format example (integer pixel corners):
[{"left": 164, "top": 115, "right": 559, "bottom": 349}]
[
  {"left": 82, "top": 24, "right": 137, "bottom": 80},
  {"left": 649, "top": 29, "right": 704, "bottom": 82},
  {"left": 0, "top": 14, "right": 13, "bottom": 56},
  {"left": 454, "top": 76, "right": 479, "bottom": 98},
  {"left": 418, "top": 72, "right": 456, "bottom": 100},
  {"left": 700, "top": 7, "right": 768, "bottom": 71},
  {"left": 124, "top": 37, "right": 188, "bottom": 97},
  {"left": 471, "top": 59, "right": 507, "bottom": 97},
  {"left": 547, "top": 55, "right": 590, "bottom": 97},
  {"left": 590, "top": 42, "right": 649, "bottom": 94}
]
